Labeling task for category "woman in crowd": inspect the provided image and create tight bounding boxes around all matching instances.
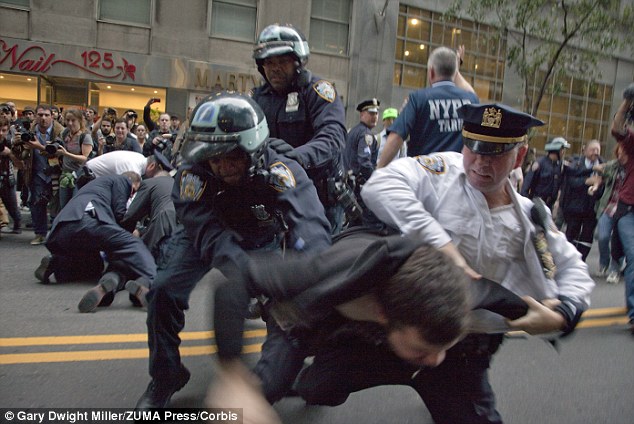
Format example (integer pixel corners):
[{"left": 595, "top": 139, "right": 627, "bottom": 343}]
[{"left": 57, "top": 109, "right": 93, "bottom": 209}]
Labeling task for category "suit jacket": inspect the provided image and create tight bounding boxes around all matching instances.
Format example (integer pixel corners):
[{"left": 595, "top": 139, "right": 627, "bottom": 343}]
[
  {"left": 120, "top": 175, "right": 177, "bottom": 253},
  {"left": 51, "top": 175, "right": 132, "bottom": 230}
]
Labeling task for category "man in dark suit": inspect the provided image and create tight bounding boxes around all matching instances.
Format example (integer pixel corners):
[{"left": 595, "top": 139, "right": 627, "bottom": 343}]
[{"left": 34, "top": 172, "right": 157, "bottom": 313}]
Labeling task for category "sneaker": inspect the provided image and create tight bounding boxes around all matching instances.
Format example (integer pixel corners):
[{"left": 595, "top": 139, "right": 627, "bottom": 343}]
[
  {"left": 597, "top": 267, "right": 609, "bottom": 278},
  {"left": 78, "top": 272, "right": 120, "bottom": 313},
  {"left": 125, "top": 279, "right": 150, "bottom": 308},
  {"left": 135, "top": 367, "right": 191, "bottom": 410},
  {"left": 35, "top": 255, "right": 54, "bottom": 284},
  {"left": 8, "top": 227, "right": 22, "bottom": 234},
  {"left": 606, "top": 271, "right": 620, "bottom": 285},
  {"left": 30, "top": 235, "right": 46, "bottom": 245}
]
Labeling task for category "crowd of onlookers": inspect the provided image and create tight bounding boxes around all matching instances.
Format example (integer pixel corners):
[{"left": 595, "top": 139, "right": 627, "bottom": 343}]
[{"left": 0, "top": 98, "right": 184, "bottom": 244}]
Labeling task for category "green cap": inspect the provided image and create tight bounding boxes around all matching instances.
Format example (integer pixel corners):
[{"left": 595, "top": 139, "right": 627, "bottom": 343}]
[{"left": 382, "top": 108, "right": 398, "bottom": 120}]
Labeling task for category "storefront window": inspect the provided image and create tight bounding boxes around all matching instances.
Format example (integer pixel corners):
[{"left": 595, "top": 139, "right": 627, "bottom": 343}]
[{"left": 0, "top": 72, "right": 166, "bottom": 120}]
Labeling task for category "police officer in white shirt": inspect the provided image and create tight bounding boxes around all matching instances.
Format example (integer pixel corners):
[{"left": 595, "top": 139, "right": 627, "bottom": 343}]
[{"left": 362, "top": 103, "right": 595, "bottom": 424}]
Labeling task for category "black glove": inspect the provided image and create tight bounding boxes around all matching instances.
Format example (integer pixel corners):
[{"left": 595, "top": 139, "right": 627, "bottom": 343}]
[{"left": 267, "top": 138, "right": 302, "bottom": 163}]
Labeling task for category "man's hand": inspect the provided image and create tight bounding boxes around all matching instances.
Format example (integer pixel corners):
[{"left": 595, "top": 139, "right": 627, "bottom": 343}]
[
  {"left": 507, "top": 296, "right": 565, "bottom": 335},
  {"left": 438, "top": 242, "right": 481, "bottom": 280},
  {"left": 206, "top": 360, "right": 281, "bottom": 424}
]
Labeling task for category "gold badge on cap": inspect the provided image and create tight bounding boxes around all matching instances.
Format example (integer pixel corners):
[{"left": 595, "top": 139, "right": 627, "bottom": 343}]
[{"left": 481, "top": 107, "right": 502, "bottom": 128}]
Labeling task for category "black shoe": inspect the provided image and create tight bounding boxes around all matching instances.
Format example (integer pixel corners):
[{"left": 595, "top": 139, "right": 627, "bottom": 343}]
[
  {"left": 135, "top": 367, "right": 191, "bottom": 410},
  {"left": 78, "top": 272, "right": 120, "bottom": 313},
  {"left": 98, "top": 291, "right": 115, "bottom": 307},
  {"left": 35, "top": 255, "right": 54, "bottom": 284},
  {"left": 125, "top": 279, "right": 150, "bottom": 308}
]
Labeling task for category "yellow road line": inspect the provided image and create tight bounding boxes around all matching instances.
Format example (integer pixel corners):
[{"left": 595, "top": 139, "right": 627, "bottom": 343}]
[
  {"left": 0, "top": 343, "right": 263, "bottom": 365},
  {"left": 577, "top": 316, "right": 630, "bottom": 328},
  {"left": 581, "top": 307, "right": 627, "bottom": 317},
  {"left": 0, "top": 329, "right": 267, "bottom": 347}
]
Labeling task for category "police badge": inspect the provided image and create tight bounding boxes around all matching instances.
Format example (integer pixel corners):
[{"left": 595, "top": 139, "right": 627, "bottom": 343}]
[
  {"left": 313, "top": 80, "right": 336, "bottom": 103},
  {"left": 364, "top": 134, "right": 374, "bottom": 147},
  {"left": 268, "top": 162, "right": 297, "bottom": 192},
  {"left": 416, "top": 155, "right": 446, "bottom": 174},
  {"left": 286, "top": 92, "right": 299, "bottom": 113},
  {"left": 179, "top": 171, "right": 207, "bottom": 201}
]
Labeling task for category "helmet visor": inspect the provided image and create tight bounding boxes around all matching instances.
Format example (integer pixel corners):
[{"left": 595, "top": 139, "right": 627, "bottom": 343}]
[{"left": 180, "top": 133, "right": 241, "bottom": 163}]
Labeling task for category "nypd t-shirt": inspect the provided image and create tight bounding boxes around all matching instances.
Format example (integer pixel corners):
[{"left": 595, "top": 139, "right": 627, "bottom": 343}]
[{"left": 389, "top": 81, "right": 479, "bottom": 156}]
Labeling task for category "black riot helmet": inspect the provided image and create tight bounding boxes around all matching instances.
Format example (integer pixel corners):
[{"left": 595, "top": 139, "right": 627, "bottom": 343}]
[
  {"left": 253, "top": 24, "right": 310, "bottom": 77},
  {"left": 180, "top": 92, "right": 269, "bottom": 172}
]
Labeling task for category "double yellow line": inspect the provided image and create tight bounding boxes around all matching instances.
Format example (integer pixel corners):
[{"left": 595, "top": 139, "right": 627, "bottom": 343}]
[
  {"left": 0, "top": 329, "right": 266, "bottom": 365},
  {"left": 0, "top": 307, "right": 628, "bottom": 365}
]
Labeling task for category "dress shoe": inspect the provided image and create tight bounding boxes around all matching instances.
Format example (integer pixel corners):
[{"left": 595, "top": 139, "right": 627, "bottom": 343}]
[
  {"left": 125, "top": 279, "right": 150, "bottom": 308},
  {"left": 30, "top": 235, "right": 46, "bottom": 245},
  {"left": 34, "top": 255, "right": 55, "bottom": 284},
  {"left": 135, "top": 366, "right": 190, "bottom": 410},
  {"left": 78, "top": 272, "right": 120, "bottom": 313}
]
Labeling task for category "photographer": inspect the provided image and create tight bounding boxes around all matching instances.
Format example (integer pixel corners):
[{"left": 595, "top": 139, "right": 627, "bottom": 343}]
[
  {"left": 102, "top": 118, "right": 142, "bottom": 155},
  {"left": 57, "top": 109, "right": 94, "bottom": 209},
  {"left": 0, "top": 115, "right": 23, "bottom": 235},
  {"left": 610, "top": 83, "right": 634, "bottom": 334},
  {"left": 143, "top": 98, "right": 174, "bottom": 162},
  {"left": 124, "top": 109, "right": 139, "bottom": 135},
  {"left": 13, "top": 104, "right": 63, "bottom": 245},
  {"left": 94, "top": 112, "right": 116, "bottom": 157}
]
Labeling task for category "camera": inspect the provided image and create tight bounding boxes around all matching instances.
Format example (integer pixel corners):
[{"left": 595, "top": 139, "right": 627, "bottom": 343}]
[
  {"left": 15, "top": 121, "right": 35, "bottom": 143},
  {"left": 44, "top": 141, "right": 64, "bottom": 155},
  {"left": 105, "top": 135, "right": 116, "bottom": 146}
]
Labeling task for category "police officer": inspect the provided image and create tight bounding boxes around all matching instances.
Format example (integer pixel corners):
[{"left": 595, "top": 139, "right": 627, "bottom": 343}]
[
  {"left": 251, "top": 23, "right": 347, "bottom": 234},
  {"left": 344, "top": 99, "right": 380, "bottom": 182},
  {"left": 134, "top": 92, "right": 331, "bottom": 410},
  {"left": 521, "top": 136, "right": 570, "bottom": 210},
  {"left": 362, "top": 103, "right": 595, "bottom": 424}
]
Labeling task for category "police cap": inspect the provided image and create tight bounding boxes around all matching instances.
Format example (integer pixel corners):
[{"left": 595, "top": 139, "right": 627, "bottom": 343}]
[
  {"left": 357, "top": 98, "right": 380, "bottom": 113},
  {"left": 153, "top": 151, "right": 173, "bottom": 172},
  {"left": 458, "top": 103, "right": 544, "bottom": 156}
]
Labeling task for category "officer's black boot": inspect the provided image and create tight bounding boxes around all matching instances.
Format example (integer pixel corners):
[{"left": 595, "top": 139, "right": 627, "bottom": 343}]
[
  {"left": 77, "top": 271, "right": 121, "bottom": 313},
  {"left": 135, "top": 366, "right": 191, "bottom": 410}
]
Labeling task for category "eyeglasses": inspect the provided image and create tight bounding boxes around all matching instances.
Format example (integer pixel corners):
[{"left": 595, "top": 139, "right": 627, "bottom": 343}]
[{"left": 0, "top": 108, "right": 11, "bottom": 113}]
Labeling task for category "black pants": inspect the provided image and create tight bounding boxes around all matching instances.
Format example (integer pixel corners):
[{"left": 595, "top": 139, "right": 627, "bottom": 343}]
[
  {"left": 146, "top": 229, "right": 212, "bottom": 380},
  {"left": 46, "top": 213, "right": 156, "bottom": 284},
  {"left": 564, "top": 212, "right": 597, "bottom": 261},
  {"left": 295, "top": 334, "right": 504, "bottom": 424}
]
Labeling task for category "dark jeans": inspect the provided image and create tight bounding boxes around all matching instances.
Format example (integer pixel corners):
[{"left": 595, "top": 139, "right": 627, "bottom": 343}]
[
  {"left": 295, "top": 333, "right": 504, "bottom": 424},
  {"left": 29, "top": 175, "right": 51, "bottom": 236},
  {"left": 0, "top": 181, "right": 21, "bottom": 228},
  {"left": 564, "top": 212, "right": 597, "bottom": 261}
]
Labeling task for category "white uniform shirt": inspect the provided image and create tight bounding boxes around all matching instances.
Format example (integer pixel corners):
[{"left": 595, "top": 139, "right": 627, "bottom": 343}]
[
  {"left": 86, "top": 151, "right": 147, "bottom": 177},
  {"left": 361, "top": 152, "right": 594, "bottom": 308}
]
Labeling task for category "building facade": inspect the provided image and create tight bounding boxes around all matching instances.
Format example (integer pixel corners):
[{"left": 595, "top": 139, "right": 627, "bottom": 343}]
[{"left": 0, "top": 0, "right": 631, "bottom": 155}]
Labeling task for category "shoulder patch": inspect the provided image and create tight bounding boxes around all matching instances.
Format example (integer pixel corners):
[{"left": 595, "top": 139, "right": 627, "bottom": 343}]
[
  {"left": 179, "top": 170, "right": 207, "bottom": 201},
  {"left": 269, "top": 162, "right": 297, "bottom": 192},
  {"left": 365, "top": 134, "right": 374, "bottom": 147},
  {"left": 415, "top": 155, "right": 446, "bottom": 174},
  {"left": 313, "top": 80, "right": 336, "bottom": 103}
]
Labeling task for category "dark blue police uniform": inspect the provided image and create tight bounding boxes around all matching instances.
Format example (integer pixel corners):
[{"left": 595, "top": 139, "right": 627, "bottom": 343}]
[
  {"left": 389, "top": 81, "right": 479, "bottom": 156},
  {"left": 145, "top": 143, "right": 331, "bottom": 383},
  {"left": 252, "top": 69, "right": 346, "bottom": 232},
  {"left": 344, "top": 122, "right": 377, "bottom": 182},
  {"left": 520, "top": 155, "right": 565, "bottom": 209}
]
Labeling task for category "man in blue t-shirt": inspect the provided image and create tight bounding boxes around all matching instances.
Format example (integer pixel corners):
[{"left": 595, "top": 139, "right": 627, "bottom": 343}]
[{"left": 377, "top": 46, "right": 478, "bottom": 168}]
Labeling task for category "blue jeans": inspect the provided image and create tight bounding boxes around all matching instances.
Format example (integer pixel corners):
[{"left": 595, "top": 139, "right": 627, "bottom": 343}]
[
  {"left": 598, "top": 212, "right": 621, "bottom": 272},
  {"left": 617, "top": 211, "right": 634, "bottom": 321},
  {"left": 28, "top": 175, "right": 51, "bottom": 236}
]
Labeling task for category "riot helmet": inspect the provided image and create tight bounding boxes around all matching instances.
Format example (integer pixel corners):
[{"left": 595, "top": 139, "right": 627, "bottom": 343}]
[
  {"left": 544, "top": 137, "right": 570, "bottom": 152},
  {"left": 253, "top": 24, "right": 310, "bottom": 77},
  {"left": 180, "top": 92, "right": 269, "bottom": 172}
]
